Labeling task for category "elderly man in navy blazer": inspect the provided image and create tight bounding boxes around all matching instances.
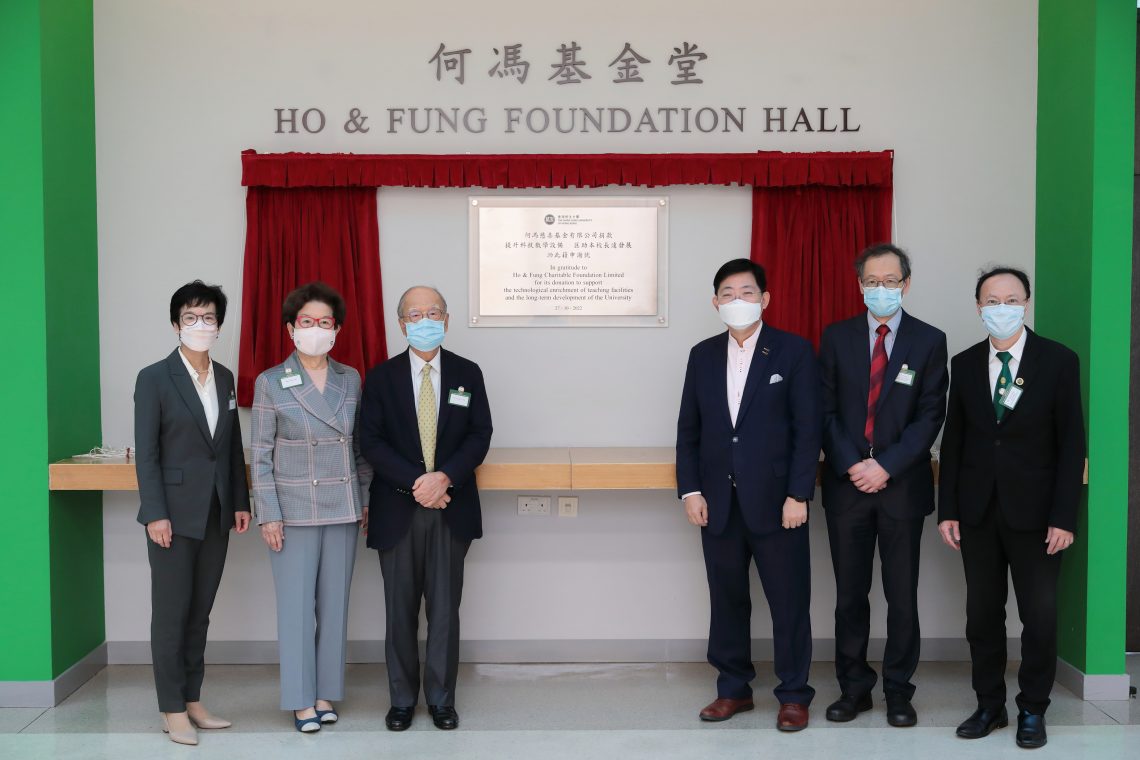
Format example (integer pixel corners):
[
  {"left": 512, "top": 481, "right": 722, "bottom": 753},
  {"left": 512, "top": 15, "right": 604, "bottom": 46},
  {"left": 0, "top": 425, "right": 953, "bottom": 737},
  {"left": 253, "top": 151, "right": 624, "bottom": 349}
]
[
  {"left": 818, "top": 244, "right": 948, "bottom": 728},
  {"left": 360, "top": 285, "right": 492, "bottom": 732},
  {"left": 676, "top": 258, "right": 822, "bottom": 732}
]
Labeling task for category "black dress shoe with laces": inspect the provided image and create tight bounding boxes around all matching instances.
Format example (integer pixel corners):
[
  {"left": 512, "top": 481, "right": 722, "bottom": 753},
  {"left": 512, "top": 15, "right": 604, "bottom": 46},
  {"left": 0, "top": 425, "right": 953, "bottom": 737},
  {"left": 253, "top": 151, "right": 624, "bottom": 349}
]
[
  {"left": 429, "top": 705, "right": 459, "bottom": 730},
  {"left": 385, "top": 706, "right": 414, "bottom": 731},
  {"left": 955, "top": 705, "right": 1008, "bottom": 738},
  {"left": 1015, "top": 710, "right": 1047, "bottom": 748},
  {"left": 825, "top": 693, "right": 872, "bottom": 722},
  {"left": 885, "top": 695, "right": 917, "bottom": 727}
]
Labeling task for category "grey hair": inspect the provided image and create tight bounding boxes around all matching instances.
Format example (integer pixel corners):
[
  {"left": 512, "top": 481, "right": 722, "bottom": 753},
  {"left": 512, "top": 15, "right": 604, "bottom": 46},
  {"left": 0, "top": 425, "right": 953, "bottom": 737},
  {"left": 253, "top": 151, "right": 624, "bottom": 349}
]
[{"left": 396, "top": 286, "right": 448, "bottom": 318}]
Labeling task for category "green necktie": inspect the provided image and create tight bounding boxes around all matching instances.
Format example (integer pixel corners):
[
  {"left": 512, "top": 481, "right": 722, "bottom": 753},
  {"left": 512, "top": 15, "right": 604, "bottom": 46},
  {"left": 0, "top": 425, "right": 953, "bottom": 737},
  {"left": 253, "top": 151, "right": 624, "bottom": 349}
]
[
  {"left": 418, "top": 364, "right": 437, "bottom": 471},
  {"left": 993, "top": 350, "right": 1013, "bottom": 421}
]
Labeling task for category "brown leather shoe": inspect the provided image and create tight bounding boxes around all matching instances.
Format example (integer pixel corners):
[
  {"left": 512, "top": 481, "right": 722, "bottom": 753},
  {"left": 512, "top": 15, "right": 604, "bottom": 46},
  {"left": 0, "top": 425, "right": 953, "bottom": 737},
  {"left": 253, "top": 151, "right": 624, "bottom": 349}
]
[
  {"left": 699, "top": 697, "right": 754, "bottom": 722},
  {"left": 777, "top": 703, "right": 809, "bottom": 731}
]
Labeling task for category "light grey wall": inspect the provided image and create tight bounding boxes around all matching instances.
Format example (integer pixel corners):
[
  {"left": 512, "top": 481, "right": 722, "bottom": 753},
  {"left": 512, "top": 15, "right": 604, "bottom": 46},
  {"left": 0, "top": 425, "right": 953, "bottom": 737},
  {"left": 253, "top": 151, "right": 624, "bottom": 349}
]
[{"left": 94, "top": 0, "right": 1036, "bottom": 649}]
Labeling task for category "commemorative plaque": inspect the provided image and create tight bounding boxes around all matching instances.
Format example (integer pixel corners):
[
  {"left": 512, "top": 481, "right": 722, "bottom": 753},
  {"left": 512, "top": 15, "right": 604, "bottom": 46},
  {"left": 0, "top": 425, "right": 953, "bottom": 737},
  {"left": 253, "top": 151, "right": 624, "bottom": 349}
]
[{"left": 469, "top": 196, "right": 668, "bottom": 327}]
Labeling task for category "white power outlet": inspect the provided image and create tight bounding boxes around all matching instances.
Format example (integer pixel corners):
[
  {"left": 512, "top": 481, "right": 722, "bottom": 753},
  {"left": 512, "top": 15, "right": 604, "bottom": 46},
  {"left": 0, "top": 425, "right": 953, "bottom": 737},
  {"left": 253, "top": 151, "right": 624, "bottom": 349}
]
[
  {"left": 557, "top": 496, "right": 578, "bottom": 517},
  {"left": 517, "top": 495, "right": 551, "bottom": 516}
]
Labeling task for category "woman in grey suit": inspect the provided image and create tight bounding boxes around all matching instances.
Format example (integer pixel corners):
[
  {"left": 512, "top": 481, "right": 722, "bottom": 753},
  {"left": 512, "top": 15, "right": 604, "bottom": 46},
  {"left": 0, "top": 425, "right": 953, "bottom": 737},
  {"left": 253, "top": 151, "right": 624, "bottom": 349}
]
[
  {"left": 134, "top": 280, "right": 252, "bottom": 746},
  {"left": 251, "top": 281, "right": 372, "bottom": 732}
]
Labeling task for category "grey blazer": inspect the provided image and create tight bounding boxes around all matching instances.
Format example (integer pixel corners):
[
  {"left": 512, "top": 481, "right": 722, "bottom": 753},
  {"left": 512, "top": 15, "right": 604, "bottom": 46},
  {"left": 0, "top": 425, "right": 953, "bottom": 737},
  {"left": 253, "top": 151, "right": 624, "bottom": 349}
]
[
  {"left": 251, "top": 352, "right": 372, "bottom": 525},
  {"left": 134, "top": 349, "right": 250, "bottom": 539}
]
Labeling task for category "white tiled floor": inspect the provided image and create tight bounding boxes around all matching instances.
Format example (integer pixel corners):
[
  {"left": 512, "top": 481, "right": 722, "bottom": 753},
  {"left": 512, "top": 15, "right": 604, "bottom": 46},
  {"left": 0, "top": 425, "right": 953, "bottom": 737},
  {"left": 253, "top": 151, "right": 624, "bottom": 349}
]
[{"left": 1, "top": 658, "right": 1136, "bottom": 759}]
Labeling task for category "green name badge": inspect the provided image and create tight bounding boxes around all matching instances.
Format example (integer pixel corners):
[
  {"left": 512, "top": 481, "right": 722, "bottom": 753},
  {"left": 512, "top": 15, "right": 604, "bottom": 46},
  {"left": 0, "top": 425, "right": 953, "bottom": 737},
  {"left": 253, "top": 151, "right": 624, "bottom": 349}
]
[
  {"left": 1000, "top": 384, "right": 1023, "bottom": 410},
  {"left": 895, "top": 365, "right": 916, "bottom": 386},
  {"left": 448, "top": 388, "right": 471, "bottom": 408},
  {"left": 280, "top": 371, "right": 303, "bottom": 389}
]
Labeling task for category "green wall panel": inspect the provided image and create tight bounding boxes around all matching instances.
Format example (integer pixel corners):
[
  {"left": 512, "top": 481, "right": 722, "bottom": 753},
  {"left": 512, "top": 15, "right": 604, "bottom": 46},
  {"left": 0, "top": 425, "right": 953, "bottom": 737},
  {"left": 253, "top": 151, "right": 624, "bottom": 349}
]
[
  {"left": 1037, "top": 0, "right": 1134, "bottom": 675},
  {"left": 0, "top": 0, "right": 102, "bottom": 683}
]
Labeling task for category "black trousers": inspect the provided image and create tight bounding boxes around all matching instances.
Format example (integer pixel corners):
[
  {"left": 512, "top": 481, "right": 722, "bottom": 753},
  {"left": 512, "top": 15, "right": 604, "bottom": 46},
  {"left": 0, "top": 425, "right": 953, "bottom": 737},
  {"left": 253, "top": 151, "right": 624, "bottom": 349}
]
[
  {"left": 701, "top": 490, "right": 814, "bottom": 705},
  {"left": 147, "top": 493, "right": 229, "bottom": 713},
  {"left": 960, "top": 494, "right": 1062, "bottom": 715},
  {"left": 378, "top": 507, "right": 470, "bottom": 708},
  {"left": 824, "top": 494, "right": 925, "bottom": 699}
]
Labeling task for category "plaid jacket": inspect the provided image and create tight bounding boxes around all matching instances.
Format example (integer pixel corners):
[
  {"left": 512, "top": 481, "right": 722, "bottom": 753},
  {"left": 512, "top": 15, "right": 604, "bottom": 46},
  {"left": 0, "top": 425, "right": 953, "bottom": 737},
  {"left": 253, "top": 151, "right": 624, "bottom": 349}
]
[{"left": 251, "top": 352, "right": 372, "bottom": 525}]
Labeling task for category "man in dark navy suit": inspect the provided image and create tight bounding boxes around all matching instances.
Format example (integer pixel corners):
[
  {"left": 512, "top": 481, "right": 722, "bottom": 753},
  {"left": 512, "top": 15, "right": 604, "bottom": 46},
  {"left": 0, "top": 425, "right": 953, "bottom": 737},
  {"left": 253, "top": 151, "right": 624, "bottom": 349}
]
[
  {"left": 676, "top": 258, "right": 822, "bottom": 732},
  {"left": 818, "top": 244, "right": 948, "bottom": 727},
  {"left": 938, "top": 267, "right": 1084, "bottom": 749},
  {"left": 360, "top": 285, "right": 493, "bottom": 732}
]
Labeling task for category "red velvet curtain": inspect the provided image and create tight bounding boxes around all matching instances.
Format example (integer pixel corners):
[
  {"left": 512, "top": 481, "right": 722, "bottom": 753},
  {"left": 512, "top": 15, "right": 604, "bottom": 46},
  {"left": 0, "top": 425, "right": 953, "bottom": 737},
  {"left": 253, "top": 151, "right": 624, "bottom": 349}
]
[
  {"left": 751, "top": 183, "right": 892, "bottom": 348},
  {"left": 237, "top": 187, "right": 387, "bottom": 405},
  {"left": 241, "top": 150, "right": 892, "bottom": 190}
]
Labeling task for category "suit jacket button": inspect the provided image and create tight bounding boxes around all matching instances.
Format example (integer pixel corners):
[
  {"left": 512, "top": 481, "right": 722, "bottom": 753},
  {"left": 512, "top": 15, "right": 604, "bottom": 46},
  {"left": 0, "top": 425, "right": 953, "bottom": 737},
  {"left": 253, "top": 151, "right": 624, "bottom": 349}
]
[
  {"left": 340, "top": 437, "right": 346, "bottom": 443},
  {"left": 311, "top": 440, "right": 318, "bottom": 446},
  {"left": 995, "top": 440, "right": 1001, "bottom": 447},
  {"left": 732, "top": 436, "right": 739, "bottom": 443},
  {"left": 341, "top": 477, "right": 348, "bottom": 482},
  {"left": 312, "top": 479, "right": 319, "bottom": 485}
]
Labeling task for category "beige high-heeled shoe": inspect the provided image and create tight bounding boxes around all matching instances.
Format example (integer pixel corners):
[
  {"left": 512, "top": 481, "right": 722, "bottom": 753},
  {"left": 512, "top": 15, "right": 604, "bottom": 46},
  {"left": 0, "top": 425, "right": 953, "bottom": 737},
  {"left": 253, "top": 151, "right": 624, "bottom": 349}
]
[
  {"left": 162, "top": 711, "right": 199, "bottom": 746},
  {"left": 187, "top": 702, "right": 232, "bottom": 729}
]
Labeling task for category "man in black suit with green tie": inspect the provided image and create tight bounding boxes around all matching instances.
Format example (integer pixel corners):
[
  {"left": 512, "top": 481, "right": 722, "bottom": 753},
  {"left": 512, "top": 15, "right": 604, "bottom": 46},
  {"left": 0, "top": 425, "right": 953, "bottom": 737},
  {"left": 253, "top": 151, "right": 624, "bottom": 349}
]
[{"left": 938, "top": 267, "right": 1085, "bottom": 750}]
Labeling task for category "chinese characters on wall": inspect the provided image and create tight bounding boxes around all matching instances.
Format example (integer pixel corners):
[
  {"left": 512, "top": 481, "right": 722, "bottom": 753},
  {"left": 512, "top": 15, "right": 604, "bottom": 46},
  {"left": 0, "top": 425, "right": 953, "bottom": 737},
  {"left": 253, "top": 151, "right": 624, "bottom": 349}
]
[{"left": 272, "top": 39, "right": 862, "bottom": 137}]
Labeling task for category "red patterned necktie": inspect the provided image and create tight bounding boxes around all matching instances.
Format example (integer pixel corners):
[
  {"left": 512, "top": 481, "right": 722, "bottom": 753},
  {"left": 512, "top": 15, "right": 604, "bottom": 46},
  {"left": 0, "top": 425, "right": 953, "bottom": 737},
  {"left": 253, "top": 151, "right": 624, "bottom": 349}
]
[{"left": 864, "top": 323, "right": 891, "bottom": 446}]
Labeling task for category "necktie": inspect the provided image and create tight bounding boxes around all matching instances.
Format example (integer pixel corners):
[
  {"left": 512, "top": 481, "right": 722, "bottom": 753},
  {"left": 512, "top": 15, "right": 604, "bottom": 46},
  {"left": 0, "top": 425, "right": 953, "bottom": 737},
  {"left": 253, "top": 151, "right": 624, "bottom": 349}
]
[
  {"left": 993, "top": 350, "right": 1013, "bottom": 421},
  {"left": 864, "top": 324, "right": 890, "bottom": 446},
  {"left": 418, "top": 364, "right": 437, "bottom": 471}
]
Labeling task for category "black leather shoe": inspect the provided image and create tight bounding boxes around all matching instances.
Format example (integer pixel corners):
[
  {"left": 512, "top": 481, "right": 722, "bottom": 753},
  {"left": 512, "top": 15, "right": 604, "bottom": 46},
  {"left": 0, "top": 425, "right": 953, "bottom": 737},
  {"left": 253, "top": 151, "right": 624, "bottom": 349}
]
[
  {"left": 385, "top": 706, "right": 414, "bottom": 731},
  {"left": 955, "top": 705, "right": 1008, "bottom": 738},
  {"left": 1015, "top": 710, "right": 1047, "bottom": 748},
  {"left": 825, "top": 693, "right": 872, "bottom": 722},
  {"left": 885, "top": 695, "right": 917, "bottom": 727},
  {"left": 428, "top": 705, "right": 459, "bottom": 730}
]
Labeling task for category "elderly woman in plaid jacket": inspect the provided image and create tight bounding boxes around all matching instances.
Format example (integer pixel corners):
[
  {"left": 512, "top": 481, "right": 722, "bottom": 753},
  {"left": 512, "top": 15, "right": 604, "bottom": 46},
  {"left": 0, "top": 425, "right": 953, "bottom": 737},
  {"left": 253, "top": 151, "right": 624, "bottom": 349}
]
[{"left": 251, "top": 281, "right": 372, "bottom": 733}]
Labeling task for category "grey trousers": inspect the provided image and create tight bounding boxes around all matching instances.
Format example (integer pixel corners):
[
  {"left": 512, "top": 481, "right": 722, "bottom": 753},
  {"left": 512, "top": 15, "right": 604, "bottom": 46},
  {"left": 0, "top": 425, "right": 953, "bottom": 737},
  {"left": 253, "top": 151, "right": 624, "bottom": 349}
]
[
  {"left": 378, "top": 507, "right": 470, "bottom": 707},
  {"left": 269, "top": 521, "right": 358, "bottom": 711}
]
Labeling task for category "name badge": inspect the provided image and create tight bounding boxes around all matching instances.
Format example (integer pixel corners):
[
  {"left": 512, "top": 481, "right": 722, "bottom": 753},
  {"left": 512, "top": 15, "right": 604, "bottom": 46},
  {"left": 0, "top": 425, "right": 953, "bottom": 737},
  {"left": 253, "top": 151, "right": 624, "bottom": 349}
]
[
  {"left": 1000, "top": 384, "right": 1023, "bottom": 410},
  {"left": 448, "top": 387, "right": 472, "bottom": 407},
  {"left": 228, "top": 391, "right": 237, "bottom": 411},
  {"left": 895, "top": 365, "right": 916, "bottom": 386},
  {"left": 280, "top": 373, "right": 303, "bottom": 389}
]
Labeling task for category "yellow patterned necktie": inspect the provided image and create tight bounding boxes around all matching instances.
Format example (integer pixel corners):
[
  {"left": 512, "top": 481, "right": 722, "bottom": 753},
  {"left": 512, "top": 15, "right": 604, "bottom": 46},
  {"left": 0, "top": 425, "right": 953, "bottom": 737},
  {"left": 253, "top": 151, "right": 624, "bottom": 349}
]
[{"left": 418, "top": 363, "right": 437, "bottom": 471}]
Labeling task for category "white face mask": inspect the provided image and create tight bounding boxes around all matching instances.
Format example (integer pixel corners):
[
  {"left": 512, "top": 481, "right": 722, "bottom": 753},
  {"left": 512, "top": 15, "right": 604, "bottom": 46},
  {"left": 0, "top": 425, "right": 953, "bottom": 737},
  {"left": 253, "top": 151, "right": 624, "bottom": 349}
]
[
  {"left": 179, "top": 324, "right": 219, "bottom": 352},
  {"left": 292, "top": 326, "right": 336, "bottom": 357},
  {"left": 718, "top": 299, "right": 763, "bottom": 330}
]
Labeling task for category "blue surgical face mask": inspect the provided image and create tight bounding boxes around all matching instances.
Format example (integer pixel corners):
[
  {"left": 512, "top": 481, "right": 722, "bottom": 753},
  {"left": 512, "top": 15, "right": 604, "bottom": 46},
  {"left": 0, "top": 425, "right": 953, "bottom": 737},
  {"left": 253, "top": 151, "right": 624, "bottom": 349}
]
[
  {"left": 980, "top": 304, "right": 1025, "bottom": 341},
  {"left": 405, "top": 317, "right": 446, "bottom": 352},
  {"left": 863, "top": 286, "right": 903, "bottom": 318}
]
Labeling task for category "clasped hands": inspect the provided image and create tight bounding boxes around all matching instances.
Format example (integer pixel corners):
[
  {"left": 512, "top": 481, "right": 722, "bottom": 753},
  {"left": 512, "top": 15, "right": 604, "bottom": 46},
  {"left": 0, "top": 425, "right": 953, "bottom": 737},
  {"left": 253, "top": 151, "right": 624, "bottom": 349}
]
[
  {"left": 848, "top": 458, "right": 889, "bottom": 493},
  {"left": 414, "top": 471, "right": 451, "bottom": 509}
]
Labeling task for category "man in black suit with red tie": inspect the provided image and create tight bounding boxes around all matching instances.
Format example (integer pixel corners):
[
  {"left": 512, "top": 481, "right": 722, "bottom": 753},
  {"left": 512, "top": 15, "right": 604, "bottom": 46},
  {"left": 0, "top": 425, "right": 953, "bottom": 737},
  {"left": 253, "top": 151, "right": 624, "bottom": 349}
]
[
  {"left": 819, "top": 244, "right": 948, "bottom": 728},
  {"left": 938, "top": 267, "right": 1085, "bottom": 750},
  {"left": 676, "top": 259, "right": 822, "bottom": 732}
]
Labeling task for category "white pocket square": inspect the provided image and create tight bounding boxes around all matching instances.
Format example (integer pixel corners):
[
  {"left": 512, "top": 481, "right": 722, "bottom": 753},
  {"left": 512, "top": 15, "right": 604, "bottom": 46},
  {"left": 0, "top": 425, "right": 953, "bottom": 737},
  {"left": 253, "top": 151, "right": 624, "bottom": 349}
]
[{"left": 769, "top": 374, "right": 783, "bottom": 384}]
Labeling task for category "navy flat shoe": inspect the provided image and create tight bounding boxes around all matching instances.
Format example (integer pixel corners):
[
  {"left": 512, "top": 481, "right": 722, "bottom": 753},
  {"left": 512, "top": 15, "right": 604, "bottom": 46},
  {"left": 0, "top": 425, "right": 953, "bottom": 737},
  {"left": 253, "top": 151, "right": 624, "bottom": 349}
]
[{"left": 294, "top": 712, "right": 321, "bottom": 733}]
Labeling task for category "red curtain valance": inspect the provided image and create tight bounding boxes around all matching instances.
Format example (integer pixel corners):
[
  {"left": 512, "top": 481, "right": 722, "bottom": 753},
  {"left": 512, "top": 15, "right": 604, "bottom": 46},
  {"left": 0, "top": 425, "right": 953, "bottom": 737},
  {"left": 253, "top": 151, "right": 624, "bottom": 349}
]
[{"left": 241, "top": 150, "right": 892, "bottom": 190}]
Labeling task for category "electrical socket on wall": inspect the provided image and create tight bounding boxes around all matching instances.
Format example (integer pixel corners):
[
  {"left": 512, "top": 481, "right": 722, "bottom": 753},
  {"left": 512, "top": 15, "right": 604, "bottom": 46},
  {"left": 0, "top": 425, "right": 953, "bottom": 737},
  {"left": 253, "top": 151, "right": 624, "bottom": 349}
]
[{"left": 517, "top": 495, "right": 551, "bottom": 515}]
